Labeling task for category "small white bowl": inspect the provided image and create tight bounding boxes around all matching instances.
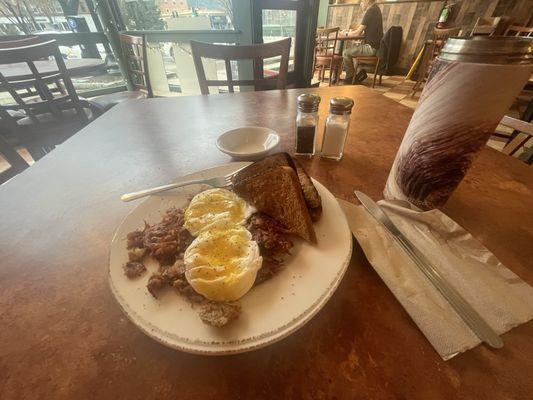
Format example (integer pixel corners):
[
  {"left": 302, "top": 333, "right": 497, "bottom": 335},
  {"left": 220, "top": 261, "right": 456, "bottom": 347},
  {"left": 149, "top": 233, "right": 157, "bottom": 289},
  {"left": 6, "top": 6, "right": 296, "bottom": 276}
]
[{"left": 216, "top": 126, "right": 280, "bottom": 160}]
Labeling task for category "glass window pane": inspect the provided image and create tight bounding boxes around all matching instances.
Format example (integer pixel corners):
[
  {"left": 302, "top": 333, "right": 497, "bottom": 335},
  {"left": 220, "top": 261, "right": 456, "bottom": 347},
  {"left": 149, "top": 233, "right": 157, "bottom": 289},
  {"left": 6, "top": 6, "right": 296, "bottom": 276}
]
[
  {"left": 0, "top": 0, "right": 126, "bottom": 95},
  {"left": 261, "top": 9, "right": 296, "bottom": 72},
  {"left": 114, "top": 1, "right": 237, "bottom": 95},
  {"left": 117, "top": 0, "right": 234, "bottom": 31}
]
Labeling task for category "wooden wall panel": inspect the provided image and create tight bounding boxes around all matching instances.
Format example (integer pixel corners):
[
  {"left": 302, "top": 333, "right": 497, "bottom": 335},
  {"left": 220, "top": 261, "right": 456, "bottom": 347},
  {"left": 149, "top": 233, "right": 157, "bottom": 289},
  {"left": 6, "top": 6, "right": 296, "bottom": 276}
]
[{"left": 326, "top": 0, "right": 533, "bottom": 73}]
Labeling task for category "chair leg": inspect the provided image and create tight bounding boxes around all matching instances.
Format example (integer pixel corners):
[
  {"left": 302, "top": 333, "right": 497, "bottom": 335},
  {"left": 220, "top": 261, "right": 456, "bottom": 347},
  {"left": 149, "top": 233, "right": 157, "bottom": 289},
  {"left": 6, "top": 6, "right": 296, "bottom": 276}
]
[
  {"left": 24, "top": 144, "right": 47, "bottom": 161},
  {"left": 328, "top": 60, "right": 334, "bottom": 86},
  {"left": 352, "top": 63, "right": 358, "bottom": 85},
  {"left": 372, "top": 59, "right": 380, "bottom": 88},
  {"left": 0, "top": 136, "right": 29, "bottom": 175},
  {"left": 411, "top": 80, "right": 421, "bottom": 98},
  {"left": 379, "top": 73, "right": 382, "bottom": 85},
  {"left": 336, "top": 60, "right": 344, "bottom": 85}
]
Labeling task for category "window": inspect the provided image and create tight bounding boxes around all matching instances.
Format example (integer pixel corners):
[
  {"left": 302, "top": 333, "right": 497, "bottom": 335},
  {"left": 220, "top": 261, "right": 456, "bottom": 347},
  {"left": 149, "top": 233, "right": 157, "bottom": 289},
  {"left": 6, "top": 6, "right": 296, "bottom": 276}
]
[
  {"left": 262, "top": 9, "right": 297, "bottom": 72},
  {"left": 113, "top": 0, "right": 238, "bottom": 95}
]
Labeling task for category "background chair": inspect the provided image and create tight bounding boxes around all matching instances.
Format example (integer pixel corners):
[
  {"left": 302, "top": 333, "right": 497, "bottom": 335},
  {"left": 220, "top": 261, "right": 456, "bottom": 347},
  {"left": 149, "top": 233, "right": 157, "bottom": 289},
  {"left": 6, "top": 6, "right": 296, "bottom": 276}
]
[
  {"left": 190, "top": 38, "right": 291, "bottom": 95},
  {"left": 353, "top": 26, "right": 403, "bottom": 88},
  {"left": 431, "top": 27, "right": 462, "bottom": 54},
  {"left": 313, "top": 27, "right": 343, "bottom": 86},
  {"left": 504, "top": 25, "right": 533, "bottom": 37},
  {"left": 349, "top": 26, "right": 403, "bottom": 88},
  {"left": 0, "top": 40, "right": 93, "bottom": 161},
  {"left": 471, "top": 16, "right": 513, "bottom": 36},
  {"left": 89, "top": 34, "right": 153, "bottom": 113},
  {"left": 499, "top": 116, "right": 533, "bottom": 164},
  {"left": 0, "top": 36, "right": 67, "bottom": 99},
  {"left": 351, "top": 56, "right": 381, "bottom": 88}
]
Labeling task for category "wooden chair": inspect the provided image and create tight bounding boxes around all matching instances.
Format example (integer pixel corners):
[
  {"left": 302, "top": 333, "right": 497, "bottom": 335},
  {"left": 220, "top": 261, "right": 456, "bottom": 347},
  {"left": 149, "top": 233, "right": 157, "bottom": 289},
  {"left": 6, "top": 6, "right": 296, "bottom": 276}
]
[
  {"left": 89, "top": 34, "right": 152, "bottom": 113},
  {"left": 432, "top": 27, "right": 461, "bottom": 51},
  {"left": 352, "top": 56, "right": 382, "bottom": 88},
  {"left": 504, "top": 25, "right": 533, "bottom": 38},
  {"left": 0, "top": 40, "right": 93, "bottom": 161},
  {"left": 314, "top": 27, "right": 343, "bottom": 86},
  {"left": 471, "top": 17, "right": 499, "bottom": 36},
  {"left": 499, "top": 116, "right": 533, "bottom": 163},
  {"left": 411, "top": 27, "right": 461, "bottom": 97},
  {"left": 471, "top": 17, "right": 513, "bottom": 36},
  {"left": 349, "top": 25, "right": 403, "bottom": 89},
  {"left": 190, "top": 38, "right": 291, "bottom": 95}
]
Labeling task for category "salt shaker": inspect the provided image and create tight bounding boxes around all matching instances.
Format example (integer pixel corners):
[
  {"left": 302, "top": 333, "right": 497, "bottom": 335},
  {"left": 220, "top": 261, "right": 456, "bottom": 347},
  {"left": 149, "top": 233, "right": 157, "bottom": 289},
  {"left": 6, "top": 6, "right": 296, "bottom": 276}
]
[
  {"left": 295, "top": 93, "right": 321, "bottom": 156},
  {"left": 320, "top": 97, "right": 354, "bottom": 160}
]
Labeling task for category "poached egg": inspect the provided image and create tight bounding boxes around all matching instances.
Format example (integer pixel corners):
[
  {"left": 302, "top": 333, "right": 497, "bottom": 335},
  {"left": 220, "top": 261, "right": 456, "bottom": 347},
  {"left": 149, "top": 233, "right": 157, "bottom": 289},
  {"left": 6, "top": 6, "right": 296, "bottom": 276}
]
[
  {"left": 183, "top": 188, "right": 262, "bottom": 301},
  {"left": 184, "top": 188, "right": 255, "bottom": 236},
  {"left": 184, "top": 223, "right": 262, "bottom": 301}
]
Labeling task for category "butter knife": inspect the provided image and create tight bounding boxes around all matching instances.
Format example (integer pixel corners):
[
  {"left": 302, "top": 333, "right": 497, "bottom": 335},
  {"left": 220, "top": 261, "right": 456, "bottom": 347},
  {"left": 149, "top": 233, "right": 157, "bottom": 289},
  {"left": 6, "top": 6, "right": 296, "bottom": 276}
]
[{"left": 354, "top": 190, "right": 504, "bottom": 349}]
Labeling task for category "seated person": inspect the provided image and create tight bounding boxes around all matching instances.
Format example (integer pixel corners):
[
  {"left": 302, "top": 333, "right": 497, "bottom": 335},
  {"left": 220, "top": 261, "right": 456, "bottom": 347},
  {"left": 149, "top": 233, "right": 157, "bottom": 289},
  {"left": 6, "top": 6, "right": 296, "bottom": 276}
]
[{"left": 342, "top": 0, "right": 383, "bottom": 83}]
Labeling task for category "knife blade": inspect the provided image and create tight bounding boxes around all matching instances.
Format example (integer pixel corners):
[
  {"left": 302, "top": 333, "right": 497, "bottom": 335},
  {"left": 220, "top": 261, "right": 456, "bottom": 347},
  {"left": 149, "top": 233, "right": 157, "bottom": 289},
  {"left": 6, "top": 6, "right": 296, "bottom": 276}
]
[{"left": 353, "top": 190, "right": 503, "bottom": 349}]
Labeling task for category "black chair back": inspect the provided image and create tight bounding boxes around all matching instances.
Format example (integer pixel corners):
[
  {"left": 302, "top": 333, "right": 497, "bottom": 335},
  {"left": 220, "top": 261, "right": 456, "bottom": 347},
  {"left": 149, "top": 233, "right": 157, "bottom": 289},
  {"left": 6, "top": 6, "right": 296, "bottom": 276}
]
[{"left": 0, "top": 40, "right": 90, "bottom": 160}]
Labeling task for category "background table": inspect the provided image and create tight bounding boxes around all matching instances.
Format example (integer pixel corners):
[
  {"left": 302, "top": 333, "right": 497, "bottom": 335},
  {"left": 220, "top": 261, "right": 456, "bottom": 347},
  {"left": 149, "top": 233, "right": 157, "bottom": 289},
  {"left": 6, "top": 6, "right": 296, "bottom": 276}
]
[
  {"left": 1, "top": 86, "right": 533, "bottom": 399},
  {"left": 0, "top": 57, "right": 106, "bottom": 80}
]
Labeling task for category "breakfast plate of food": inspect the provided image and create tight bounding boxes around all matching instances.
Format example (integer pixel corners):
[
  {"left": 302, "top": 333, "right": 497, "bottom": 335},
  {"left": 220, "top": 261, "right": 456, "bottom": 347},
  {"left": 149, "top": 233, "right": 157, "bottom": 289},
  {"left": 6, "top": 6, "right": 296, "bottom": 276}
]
[{"left": 109, "top": 153, "right": 352, "bottom": 354}]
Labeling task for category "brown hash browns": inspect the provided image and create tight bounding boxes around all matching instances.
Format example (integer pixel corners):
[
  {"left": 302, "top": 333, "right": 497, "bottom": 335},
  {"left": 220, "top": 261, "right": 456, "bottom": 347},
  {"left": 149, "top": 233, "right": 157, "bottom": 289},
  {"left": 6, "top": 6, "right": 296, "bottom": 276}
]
[{"left": 123, "top": 207, "right": 294, "bottom": 327}]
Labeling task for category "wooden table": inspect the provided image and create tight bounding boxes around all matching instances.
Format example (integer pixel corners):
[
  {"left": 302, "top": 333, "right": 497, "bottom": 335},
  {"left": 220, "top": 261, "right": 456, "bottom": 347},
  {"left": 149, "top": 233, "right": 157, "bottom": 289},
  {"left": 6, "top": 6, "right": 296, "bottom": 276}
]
[
  {"left": 1, "top": 86, "right": 533, "bottom": 400},
  {"left": 0, "top": 57, "right": 106, "bottom": 80}
]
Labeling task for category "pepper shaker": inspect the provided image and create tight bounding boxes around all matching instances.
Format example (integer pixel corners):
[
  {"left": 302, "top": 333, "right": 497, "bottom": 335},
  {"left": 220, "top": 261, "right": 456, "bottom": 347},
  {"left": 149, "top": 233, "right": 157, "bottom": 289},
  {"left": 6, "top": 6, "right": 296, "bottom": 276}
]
[
  {"left": 295, "top": 93, "right": 321, "bottom": 156},
  {"left": 320, "top": 97, "right": 354, "bottom": 161}
]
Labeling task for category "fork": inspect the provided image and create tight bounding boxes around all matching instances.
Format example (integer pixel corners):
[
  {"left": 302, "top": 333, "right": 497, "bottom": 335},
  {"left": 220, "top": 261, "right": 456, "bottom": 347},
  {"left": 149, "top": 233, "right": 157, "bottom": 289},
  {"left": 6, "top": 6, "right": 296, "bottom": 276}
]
[{"left": 120, "top": 165, "right": 248, "bottom": 202}]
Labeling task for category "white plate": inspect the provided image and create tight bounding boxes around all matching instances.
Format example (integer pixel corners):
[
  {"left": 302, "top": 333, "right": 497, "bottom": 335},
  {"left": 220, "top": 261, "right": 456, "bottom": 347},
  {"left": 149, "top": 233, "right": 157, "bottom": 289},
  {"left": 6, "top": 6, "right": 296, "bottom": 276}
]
[
  {"left": 216, "top": 126, "right": 280, "bottom": 160},
  {"left": 109, "top": 162, "right": 352, "bottom": 355}
]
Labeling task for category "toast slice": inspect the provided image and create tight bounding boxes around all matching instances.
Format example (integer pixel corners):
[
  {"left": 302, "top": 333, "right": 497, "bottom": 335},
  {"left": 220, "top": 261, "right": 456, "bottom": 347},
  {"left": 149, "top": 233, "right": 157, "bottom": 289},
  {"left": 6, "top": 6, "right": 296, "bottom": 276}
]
[
  {"left": 234, "top": 152, "right": 322, "bottom": 221},
  {"left": 292, "top": 158, "right": 321, "bottom": 209},
  {"left": 234, "top": 153, "right": 295, "bottom": 182},
  {"left": 233, "top": 166, "right": 317, "bottom": 242}
]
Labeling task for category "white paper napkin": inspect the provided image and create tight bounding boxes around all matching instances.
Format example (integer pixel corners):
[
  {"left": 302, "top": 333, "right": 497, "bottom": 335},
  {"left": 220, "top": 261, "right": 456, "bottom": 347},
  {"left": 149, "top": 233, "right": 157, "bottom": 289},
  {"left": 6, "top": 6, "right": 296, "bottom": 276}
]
[{"left": 338, "top": 198, "right": 533, "bottom": 360}]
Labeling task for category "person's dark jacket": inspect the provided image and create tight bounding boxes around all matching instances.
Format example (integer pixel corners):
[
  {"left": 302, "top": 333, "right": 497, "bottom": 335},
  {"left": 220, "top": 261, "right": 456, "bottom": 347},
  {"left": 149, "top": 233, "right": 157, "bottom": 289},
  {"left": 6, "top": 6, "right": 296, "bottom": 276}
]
[{"left": 377, "top": 26, "right": 403, "bottom": 74}]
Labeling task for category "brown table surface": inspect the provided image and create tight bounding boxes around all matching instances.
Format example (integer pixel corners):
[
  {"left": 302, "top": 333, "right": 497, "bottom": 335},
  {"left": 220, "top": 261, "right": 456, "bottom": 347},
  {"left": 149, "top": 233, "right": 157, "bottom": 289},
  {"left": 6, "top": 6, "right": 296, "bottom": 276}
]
[
  {"left": 0, "top": 57, "right": 106, "bottom": 80},
  {"left": 1, "top": 86, "right": 533, "bottom": 400}
]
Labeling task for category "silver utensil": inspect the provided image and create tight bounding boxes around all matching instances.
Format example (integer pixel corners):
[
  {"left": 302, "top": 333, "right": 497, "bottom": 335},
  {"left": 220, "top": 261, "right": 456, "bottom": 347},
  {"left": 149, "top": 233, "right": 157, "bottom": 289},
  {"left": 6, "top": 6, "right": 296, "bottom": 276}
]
[
  {"left": 121, "top": 165, "right": 248, "bottom": 202},
  {"left": 354, "top": 190, "right": 504, "bottom": 349}
]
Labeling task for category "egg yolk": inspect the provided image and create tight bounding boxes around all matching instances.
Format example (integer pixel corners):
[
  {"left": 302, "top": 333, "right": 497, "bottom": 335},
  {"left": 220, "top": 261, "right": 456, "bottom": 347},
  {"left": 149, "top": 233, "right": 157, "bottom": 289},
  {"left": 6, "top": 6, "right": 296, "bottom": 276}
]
[{"left": 192, "top": 231, "right": 247, "bottom": 278}]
